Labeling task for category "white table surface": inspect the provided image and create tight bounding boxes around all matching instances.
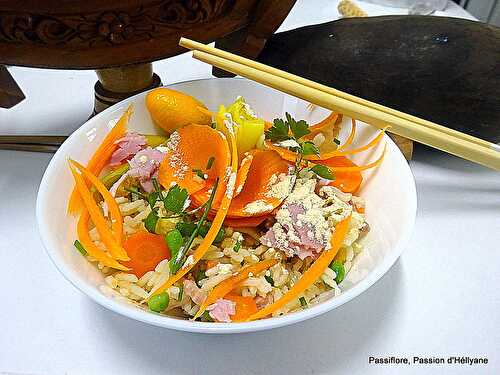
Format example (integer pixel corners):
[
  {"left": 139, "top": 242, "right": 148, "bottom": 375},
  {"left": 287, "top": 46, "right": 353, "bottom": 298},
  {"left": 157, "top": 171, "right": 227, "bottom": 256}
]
[{"left": 1, "top": 1, "right": 498, "bottom": 374}]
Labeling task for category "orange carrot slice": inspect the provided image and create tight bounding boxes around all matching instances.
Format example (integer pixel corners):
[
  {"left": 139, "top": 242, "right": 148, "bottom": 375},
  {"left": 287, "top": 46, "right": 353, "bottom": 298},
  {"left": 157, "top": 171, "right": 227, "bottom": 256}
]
[
  {"left": 248, "top": 215, "right": 351, "bottom": 321},
  {"left": 225, "top": 150, "right": 292, "bottom": 217},
  {"left": 77, "top": 210, "right": 129, "bottom": 271},
  {"left": 225, "top": 294, "right": 258, "bottom": 322},
  {"left": 318, "top": 156, "right": 363, "bottom": 194},
  {"left": 324, "top": 144, "right": 386, "bottom": 172},
  {"left": 320, "top": 128, "right": 386, "bottom": 160},
  {"left": 158, "top": 124, "right": 230, "bottom": 194},
  {"left": 68, "top": 105, "right": 132, "bottom": 214},
  {"left": 69, "top": 159, "right": 123, "bottom": 244},
  {"left": 148, "top": 122, "right": 239, "bottom": 300},
  {"left": 223, "top": 215, "right": 270, "bottom": 228},
  {"left": 337, "top": 119, "right": 356, "bottom": 152},
  {"left": 193, "top": 259, "right": 278, "bottom": 319},
  {"left": 234, "top": 153, "right": 253, "bottom": 197},
  {"left": 306, "top": 112, "right": 342, "bottom": 140},
  {"left": 191, "top": 150, "right": 292, "bottom": 217},
  {"left": 69, "top": 164, "right": 129, "bottom": 261},
  {"left": 122, "top": 232, "right": 170, "bottom": 277}
]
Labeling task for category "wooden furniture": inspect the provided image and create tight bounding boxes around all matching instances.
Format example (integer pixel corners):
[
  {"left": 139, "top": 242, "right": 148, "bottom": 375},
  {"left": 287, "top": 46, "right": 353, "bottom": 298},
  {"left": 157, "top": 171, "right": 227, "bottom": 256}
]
[{"left": 0, "top": 0, "right": 296, "bottom": 112}]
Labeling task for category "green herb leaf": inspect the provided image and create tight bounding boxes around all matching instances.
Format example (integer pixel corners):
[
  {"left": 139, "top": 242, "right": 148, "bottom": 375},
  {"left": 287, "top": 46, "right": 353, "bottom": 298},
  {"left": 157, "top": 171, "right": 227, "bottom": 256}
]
[
  {"left": 299, "top": 296, "right": 308, "bottom": 308},
  {"left": 301, "top": 141, "right": 320, "bottom": 156},
  {"left": 201, "top": 310, "right": 214, "bottom": 322},
  {"left": 143, "top": 210, "right": 159, "bottom": 233},
  {"left": 264, "top": 274, "right": 274, "bottom": 286},
  {"left": 124, "top": 186, "right": 147, "bottom": 199},
  {"left": 74, "top": 240, "right": 87, "bottom": 256},
  {"left": 166, "top": 229, "right": 183, "bottom": 259},
  {"left": 195, "top": 270, "right": 206, "bottom": 285},
  {"left": 147, "top": 191, "right": 159, "bottom": 209},
  {"left": 310, "top": 165, "right": 335, "bottom": 180},
  {"left": 206, "top": 156, "right": 215, "bottom": 170},
  {"left": 164, "top": 185, "right": 188, "bottom": 214},
  {"left": 176, "top": 222, "right": 197, "bottom": 237},
  {"left": 287, "top": 112, "right": 310, "bottom": 139},
  {"left": 265, "top": 118, "right": 290, "bottom": 142},
  {"left": 233, "top": 240, "right": 242, "bottom": 253}
]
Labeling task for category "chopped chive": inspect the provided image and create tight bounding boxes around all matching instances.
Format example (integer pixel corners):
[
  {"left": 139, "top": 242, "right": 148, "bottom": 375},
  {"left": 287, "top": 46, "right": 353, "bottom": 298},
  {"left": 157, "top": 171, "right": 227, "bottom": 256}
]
[
  {"left": 169, "top": 178, "right": 219, "bottom": 274},
  {"left": 264, "top": 275, "right": 274, "bottom": 286},
  {"left": 192, "top": 168, "right": 206, "bottom": 180},
  {"left": 74, "top": 240, "right": 87, "bottom": 256},
  {"left": 124, "top": 187, "right": 147, "bottom": 199},
  {"left": 334, "top": 138, "right": 341, "bottom": 145},
  {"left": 178, "top": 285, "right": 184, "bottom": 301},
  {"left": 233, "top": 240, "right": 242, "bottom": 253},
  {"left": 206, "top": 156, "right": 215, "bottom": 170},
  {"left": 299, "top": 296, "right": 307, "bottom": 308}
]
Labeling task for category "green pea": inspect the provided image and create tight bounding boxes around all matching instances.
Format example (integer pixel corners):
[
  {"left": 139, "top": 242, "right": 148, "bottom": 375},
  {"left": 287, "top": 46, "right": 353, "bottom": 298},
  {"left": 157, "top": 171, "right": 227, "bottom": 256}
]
[
  {"left": 166, "top": 229, "right": 183, "bottom": 260},
  {"left": 329, "top": 260, "right": 345, "bottom": 284},
  {"left": 148, "top": 292, "right": 169, "bottom": 313}
]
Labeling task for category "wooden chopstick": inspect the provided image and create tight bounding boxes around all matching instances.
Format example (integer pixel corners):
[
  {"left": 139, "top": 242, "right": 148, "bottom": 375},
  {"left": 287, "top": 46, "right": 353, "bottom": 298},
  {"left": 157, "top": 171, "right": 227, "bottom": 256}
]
[
  {"left": 181, "top": 44, "right": 499, "bottom": 170},
  {"left": 0, "top": 143, "right": 59, "bottom": 153},
  {"left": 0, "top": 135, "right": 67, "bottom": 145},
  {"left": 180, "top": 38, "right": 493, "bottom": 150}
]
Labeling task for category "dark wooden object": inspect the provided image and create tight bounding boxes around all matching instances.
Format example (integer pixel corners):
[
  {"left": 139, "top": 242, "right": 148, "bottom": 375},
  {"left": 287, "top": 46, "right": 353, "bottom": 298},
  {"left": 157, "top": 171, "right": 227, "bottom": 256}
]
[
  {"left": 257, "top": 16, "right": 500, "bottom": 143},
  {"left": 0, "top": 0, "right": 296, "bottom": 112},
  {"left": 0, "top": 65, "right": 25, "bottom": 108}
]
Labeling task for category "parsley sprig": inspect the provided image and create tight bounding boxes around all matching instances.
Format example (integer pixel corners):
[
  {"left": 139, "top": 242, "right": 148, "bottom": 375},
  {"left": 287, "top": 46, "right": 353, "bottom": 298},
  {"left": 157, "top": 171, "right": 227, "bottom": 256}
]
[{"left": 265, "top": 112, "right": 334, "bottom": 181}]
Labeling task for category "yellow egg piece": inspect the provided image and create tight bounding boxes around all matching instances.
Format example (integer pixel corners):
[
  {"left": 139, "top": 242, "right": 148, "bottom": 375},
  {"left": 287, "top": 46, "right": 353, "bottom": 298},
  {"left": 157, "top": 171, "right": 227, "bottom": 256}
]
[{"left": 145, "top": 88, "right": 211, "bottom": 133}]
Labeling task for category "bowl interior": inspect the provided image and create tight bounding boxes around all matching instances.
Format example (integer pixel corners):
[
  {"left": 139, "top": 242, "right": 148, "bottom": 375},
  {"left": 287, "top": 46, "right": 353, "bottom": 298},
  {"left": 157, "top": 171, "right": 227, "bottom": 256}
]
[{"left": 37, "top": 78, "right": 416, "bottom": 333}]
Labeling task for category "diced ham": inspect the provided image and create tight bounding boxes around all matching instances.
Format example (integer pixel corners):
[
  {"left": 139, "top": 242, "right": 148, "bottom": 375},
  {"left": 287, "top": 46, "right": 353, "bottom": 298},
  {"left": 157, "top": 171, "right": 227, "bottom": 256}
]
[
  {"left": 128, "top": 147, "right": 166, "bottom": 192},
  {"left": 183, "top": 279, "right": 207, "bottom": 306},
  {"left": 206, "top": 298, "right": 236, "bottom": 323},
  {"left": 262, "top": 202, "right": 326, "bottom": 260},
  {"left": 110, "top": 133, "right": 147, "bottom": 166}
]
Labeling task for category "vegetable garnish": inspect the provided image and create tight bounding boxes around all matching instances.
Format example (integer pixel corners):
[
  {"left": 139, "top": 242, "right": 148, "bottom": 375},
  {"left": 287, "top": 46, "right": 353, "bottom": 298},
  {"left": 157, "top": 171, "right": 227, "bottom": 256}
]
[
  {"left": 69, "top": 163, "right": 129, "bottom": 261},
  {"left": 299, "top": 296, "right": 308, "bottom": 308},
  {"left": 169, "top": 178, "right": 219, "bottom": 274},
  {"left": 225, "top": 294, "right": 258, "bottom": 322},
  {"left": 309, "top": 164, "right": 335, "bottom": 180},
  {"left": 148, "top": 121, "right": 239, "bottom": 301},
  {"left": 122, "top": 231, "right": 170, "bottom": 277},
  {"left": 233, "top": 240, "right": 242, "bottom": 253},
  {"left": 317, "top": 156, "right": 363, "bottom": 193},
  {"left": 158, "top": 124, "right": 230, "bottom": 194},
  {"left": 148, "top": 292, "right": 169, "bottom": 313},
  {"left": 77, "top": 211, "right": 129, "bottom": 271},
  {"left": 329, "top": 260, "right": 346, "bottom": 284},
  {"left": 336, "top": 119, "right": 356, "bottom": 152},
  {"left": 165, "top": 229, "right": 183, "bottom": 261},
  {"left": 191, "top": 150, "right": 291, "bottom": 218},
  {"left": 193, "top": 259, "right": 278, "bottom": 320},
  {"left": 74, "top": 240, "right": 87, "bottom": 256},
  {"left": 206, "top": 156, "right": 215, "bottom": 170},
  {"left": 233, "top": 153, "right": 253, "bottom": 197},
  {"left": 69, "top": 159, "right": 124, "bottom": 244},
  {"left": 68, "top": 104, "right": 132, "bottom": 215},
  {"left": 222, "top": 215, "right": 270, "bottom": 228},
  {"left": 100, "top": 163, "right": 130, "bottom": 189},
  {"left": 247, "top": 215, "right": 351, "bottom": 321}
]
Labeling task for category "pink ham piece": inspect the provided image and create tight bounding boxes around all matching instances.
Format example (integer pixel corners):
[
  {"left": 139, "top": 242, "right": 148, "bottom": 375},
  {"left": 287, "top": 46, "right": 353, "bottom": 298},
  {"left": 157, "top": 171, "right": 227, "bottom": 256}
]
[
  {"left": 261, "top": 202, "right": 326, "bottom": 260},
  {"left": 128, "top": 147, "right": 166, "bottom": 192},
  {"left": 109, "top": 133, "right": 147, "bottom": 166},
  {"left": 183, "top": 279, "right": 207, "bottom": 306},
  {"left": 206, "top": 298, "right": 236, "bottom": 323}
]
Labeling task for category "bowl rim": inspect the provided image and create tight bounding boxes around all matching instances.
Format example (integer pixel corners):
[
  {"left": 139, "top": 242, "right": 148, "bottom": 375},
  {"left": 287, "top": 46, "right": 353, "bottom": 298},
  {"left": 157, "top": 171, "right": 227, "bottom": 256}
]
[{"left": 36, "top": 77, "right": 417, "bottom": 334}]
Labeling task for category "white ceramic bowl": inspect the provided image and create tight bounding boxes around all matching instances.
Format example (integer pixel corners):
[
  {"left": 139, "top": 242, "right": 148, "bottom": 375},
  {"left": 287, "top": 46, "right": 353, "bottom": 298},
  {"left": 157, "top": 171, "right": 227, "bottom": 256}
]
[{"left": 37, "top": 78, "right": 416, "bottom": 334}]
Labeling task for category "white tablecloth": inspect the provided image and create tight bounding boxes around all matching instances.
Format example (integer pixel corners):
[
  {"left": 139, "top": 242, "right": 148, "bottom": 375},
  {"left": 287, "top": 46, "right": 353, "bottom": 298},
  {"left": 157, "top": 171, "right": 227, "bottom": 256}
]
[{"left": 1, "top": 1, "right": 498, "bottom": 374}]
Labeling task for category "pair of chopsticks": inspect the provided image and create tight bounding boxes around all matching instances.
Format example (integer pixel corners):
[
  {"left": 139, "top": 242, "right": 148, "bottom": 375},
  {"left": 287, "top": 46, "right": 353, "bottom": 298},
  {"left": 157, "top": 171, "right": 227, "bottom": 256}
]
[
  {"left": 179, "top": 38, "right": 500, "bottom": 171},
  {"left": 0, "top": 135, "right": 67, "bottom": 153}
]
